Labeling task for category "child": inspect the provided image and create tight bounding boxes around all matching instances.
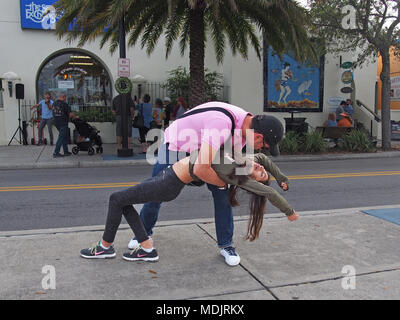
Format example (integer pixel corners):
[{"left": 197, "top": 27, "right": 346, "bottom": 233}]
[{"left": 324, "top": 112, "right": 337, "bottom": 127}]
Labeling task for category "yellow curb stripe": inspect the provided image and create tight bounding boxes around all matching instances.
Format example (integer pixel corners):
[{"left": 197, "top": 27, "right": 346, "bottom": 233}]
[
  {"left": 1, "top": 171, "right": 399, "bottom": 192},
  {"left": 0, "top": 182, "right": 140, "bottom": 189},
  {"left": 287, "top": 171, "right": 400, "bottom": 180}
]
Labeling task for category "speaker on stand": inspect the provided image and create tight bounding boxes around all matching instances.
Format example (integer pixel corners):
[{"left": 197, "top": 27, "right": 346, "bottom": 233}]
[{"left": 8, "top": 83, "right": 27, "bottom": 145}]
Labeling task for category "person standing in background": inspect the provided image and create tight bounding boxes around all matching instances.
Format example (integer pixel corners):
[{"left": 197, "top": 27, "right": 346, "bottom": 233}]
[
  {"left": 163, "top": 97, "right": 174, "bottom": 127},
  {"left": 344, "top": 99, "right": 354, "bottom": 117},
  {"left": 31, "top": 92, "right": 54, "bottom": 146},
  {"left": 172, "top": 97, "right": 189, "bottom": 119},
  {"left": 112, "top": 93, "right": 135, "bottom": 149},
  {"left": 137, "top": 94, "right": 153, "bottom": 153},
  {"left": 151, "top": 98, "right": 165, "bottom": 129},
  {"left": 52, "top": 92, "right": 76, "bottom": 158},
  {"left": 336, "top": 101, "right": 346, "bottom": 122}
]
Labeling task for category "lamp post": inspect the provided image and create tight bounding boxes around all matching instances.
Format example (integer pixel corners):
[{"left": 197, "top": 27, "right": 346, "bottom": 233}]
[
  {"left": 117, "top": 17, "right": 133, "bottom": 157},
  {"left": 1, "top": 71, "right": 21, "bottom": 97}
]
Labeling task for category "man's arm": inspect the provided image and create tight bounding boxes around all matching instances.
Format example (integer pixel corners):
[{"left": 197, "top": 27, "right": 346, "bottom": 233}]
[
  {"left": 193, "top": 142, "right": 227, "bottom": 188},
  {"left": 31, "top": 102, "right": 40, "bottom": 110}
]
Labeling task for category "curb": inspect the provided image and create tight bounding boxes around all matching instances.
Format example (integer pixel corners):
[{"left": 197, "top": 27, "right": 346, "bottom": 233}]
[
  {"left": 0, "top": 159, "right": 151, "bottom": 170},
  {"left": 3, "top": 205, "right": 400, "bottom": 238},
  {"left": 0, "top": 151, "right": 399, "bottom": 170}
]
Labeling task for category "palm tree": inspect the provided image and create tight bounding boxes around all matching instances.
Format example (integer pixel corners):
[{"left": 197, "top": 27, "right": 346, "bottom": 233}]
[{"left": 54, "top": 0, "right": 316, "bottom": 107}]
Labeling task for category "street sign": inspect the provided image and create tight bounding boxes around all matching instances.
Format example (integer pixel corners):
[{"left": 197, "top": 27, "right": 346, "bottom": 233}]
[
  {"left": 341, "top": 61, "right": 353, "bottom": 69},
  {"left": 118, "top": 58, "right": 130, "bottom": 77}
]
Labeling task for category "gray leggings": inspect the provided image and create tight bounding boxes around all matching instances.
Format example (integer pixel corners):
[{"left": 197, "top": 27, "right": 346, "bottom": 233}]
[{"left": 103, "top": 166, "right": 186, "bottom": 244}]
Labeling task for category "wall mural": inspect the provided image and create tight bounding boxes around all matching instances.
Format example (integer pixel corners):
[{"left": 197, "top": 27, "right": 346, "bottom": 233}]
[{"left": 263, "top": 45, "right": 324, "bottom": 113}]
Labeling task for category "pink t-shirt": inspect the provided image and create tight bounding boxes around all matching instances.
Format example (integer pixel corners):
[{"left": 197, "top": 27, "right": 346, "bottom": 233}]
[{"left": 164, "top": 102, "right": 251, "bottom": 152}]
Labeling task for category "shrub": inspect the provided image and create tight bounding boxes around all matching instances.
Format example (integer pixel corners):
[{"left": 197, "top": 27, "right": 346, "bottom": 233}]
[
  {"left": 300, "top": 130, "right": 328, "bottom": 153},
  {"left": 279, "top": 131, "right": 300, "bottom": 154},
  {"left": 338, "top": 130, "right": 374, "bottom": 152},
  {"left": 76, "top": 110, "right": 115, "bottom": 123}
]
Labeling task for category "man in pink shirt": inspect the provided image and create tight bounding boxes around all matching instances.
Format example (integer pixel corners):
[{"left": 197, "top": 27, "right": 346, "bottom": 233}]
[{"left": 128, "top": 102, "right": 284, "bottom": 266}]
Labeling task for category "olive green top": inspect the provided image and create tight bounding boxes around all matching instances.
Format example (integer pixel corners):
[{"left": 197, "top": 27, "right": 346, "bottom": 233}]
[{"left": 189, "top": 153, "right": 295, "bottom": 216}]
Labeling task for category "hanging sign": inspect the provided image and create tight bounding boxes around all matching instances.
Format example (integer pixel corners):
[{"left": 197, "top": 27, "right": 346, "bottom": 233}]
[
  {"left": 58, "top": 80, "right": 74, "bottom": 89},
  {"left": 341, "top": 61, "right": 353, "bottom": 69},
  {"left": 341, "top": 87, "right": 353, "bottom": 94}
]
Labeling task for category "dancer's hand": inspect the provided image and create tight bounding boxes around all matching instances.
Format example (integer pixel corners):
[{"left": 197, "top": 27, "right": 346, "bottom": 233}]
[
  {"left": 287, "top": 211, "right": 299, "bottom": 222},
  {"left": 281, "top": 182, "right": 289, "bottom": 191}
]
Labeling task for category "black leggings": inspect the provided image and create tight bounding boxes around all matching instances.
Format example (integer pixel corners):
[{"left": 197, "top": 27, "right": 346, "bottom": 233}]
[{"left": 102, "top": 166, "right": 186, "bottom": 244}]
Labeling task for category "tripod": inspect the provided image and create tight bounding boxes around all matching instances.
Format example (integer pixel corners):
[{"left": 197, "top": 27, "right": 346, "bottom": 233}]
[{"left": 8, "top": 99, "right": 27, "bottom": 145}]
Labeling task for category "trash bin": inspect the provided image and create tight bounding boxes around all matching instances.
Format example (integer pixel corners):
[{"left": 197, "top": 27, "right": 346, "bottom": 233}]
[{"left": 284, "top": 117, "right": 308, "bottom": 134}]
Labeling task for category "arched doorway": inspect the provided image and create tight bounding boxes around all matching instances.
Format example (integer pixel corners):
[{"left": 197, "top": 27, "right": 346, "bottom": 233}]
[{"left": 36, "top": 50, "right": 113, "bottom": 110}]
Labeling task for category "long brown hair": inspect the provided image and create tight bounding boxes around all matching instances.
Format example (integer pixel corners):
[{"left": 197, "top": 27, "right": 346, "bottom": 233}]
[{"left": 227, "top": 165, "right": 267, "bottom": 242}]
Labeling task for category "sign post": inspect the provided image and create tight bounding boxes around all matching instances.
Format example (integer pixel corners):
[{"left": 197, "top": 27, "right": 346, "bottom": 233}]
[{"left": 117, "top": 17, "right": 133, "bottom": 158}]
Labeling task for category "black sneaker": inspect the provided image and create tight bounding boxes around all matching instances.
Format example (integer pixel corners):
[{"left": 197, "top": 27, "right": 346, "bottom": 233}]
[
  {"left": 123, "top": 246, "right": 159, "bottom": 262},
  {"left": 64, "top": 152, "right": 72, "bottom": 156},
  {"left": 80, "top": 241, "right": 116, "bottom": 259},
  {"left": 53, "top": 153, "right": 64, "bottom": 158}
]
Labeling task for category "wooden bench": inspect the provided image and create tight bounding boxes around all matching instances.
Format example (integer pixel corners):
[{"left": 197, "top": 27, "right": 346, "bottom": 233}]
[{"left": 316, "top": 126, "right": 355, "bottom": 139}]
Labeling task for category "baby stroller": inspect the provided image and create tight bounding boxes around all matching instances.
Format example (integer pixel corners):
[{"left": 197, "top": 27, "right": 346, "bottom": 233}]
[{"left": 71, "top": 118, "right": 103, "bottom": 155}]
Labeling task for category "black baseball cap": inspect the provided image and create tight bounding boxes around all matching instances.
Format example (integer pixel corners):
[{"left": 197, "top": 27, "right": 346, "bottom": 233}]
[{"left": 252, "top": 115, "right": 284, "bottom": 157}]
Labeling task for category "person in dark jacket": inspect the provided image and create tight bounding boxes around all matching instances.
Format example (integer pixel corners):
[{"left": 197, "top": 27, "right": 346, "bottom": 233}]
[{"left": 52, "top": 92, "right": 76, "bottom": 158}]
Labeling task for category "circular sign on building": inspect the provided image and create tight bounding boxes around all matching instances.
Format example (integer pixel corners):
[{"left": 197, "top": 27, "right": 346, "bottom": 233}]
[
  {"left": 115, "top": 77, "right": 132, "bottom": 95},
  {"left": 341, "top": 71, "right": 354, "bottom": 84}
]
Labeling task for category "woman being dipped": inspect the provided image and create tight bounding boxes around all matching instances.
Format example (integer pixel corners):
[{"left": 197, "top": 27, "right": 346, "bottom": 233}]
[{"left": 80, "top": 152, "right": 299, "bottom": 262}]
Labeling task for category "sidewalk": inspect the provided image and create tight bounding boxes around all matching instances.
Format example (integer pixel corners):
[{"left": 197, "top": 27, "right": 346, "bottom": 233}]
[
  {"left": 1, "top": 205, "right": 400, "bottom": 300},
  {"left": 1, "top": 141, "right": 400, "bottom": 170}
]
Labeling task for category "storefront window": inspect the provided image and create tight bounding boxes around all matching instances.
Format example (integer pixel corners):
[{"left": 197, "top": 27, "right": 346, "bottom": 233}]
[{"left": 37, "top": 51, "right": 112, "bottom": 110}]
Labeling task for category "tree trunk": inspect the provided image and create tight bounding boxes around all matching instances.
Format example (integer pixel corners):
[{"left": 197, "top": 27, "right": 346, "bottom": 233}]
[
  {"left": 189, "top": 6, "right": 205, "bottom": 108},
  {"left": 380, "top": 49, "right": 392, "bottom": 151}
]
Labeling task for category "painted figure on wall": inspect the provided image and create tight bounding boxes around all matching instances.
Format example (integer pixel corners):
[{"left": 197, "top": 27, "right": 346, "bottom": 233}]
[
  {"left": 277, "top": 62, "right": 293, "bottom": 104},
  {"left": 264, "top": 46, "right": 324, "bottom": 113}
]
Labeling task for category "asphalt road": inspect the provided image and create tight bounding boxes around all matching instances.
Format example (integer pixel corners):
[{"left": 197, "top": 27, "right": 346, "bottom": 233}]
[{"left": 0, "top": 157, "right": 399, "bottom": 231}]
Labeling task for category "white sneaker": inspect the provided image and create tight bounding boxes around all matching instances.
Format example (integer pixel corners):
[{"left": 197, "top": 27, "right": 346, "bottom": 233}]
[
  {"left": 220, "top": 246, "right": 241, "bottom": 266},
  {"left": 128, "top": 237, "right": 152, "bottom": 250},
  {"left": 128, "top": 238, "right": 139, "bottom": 250}
]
